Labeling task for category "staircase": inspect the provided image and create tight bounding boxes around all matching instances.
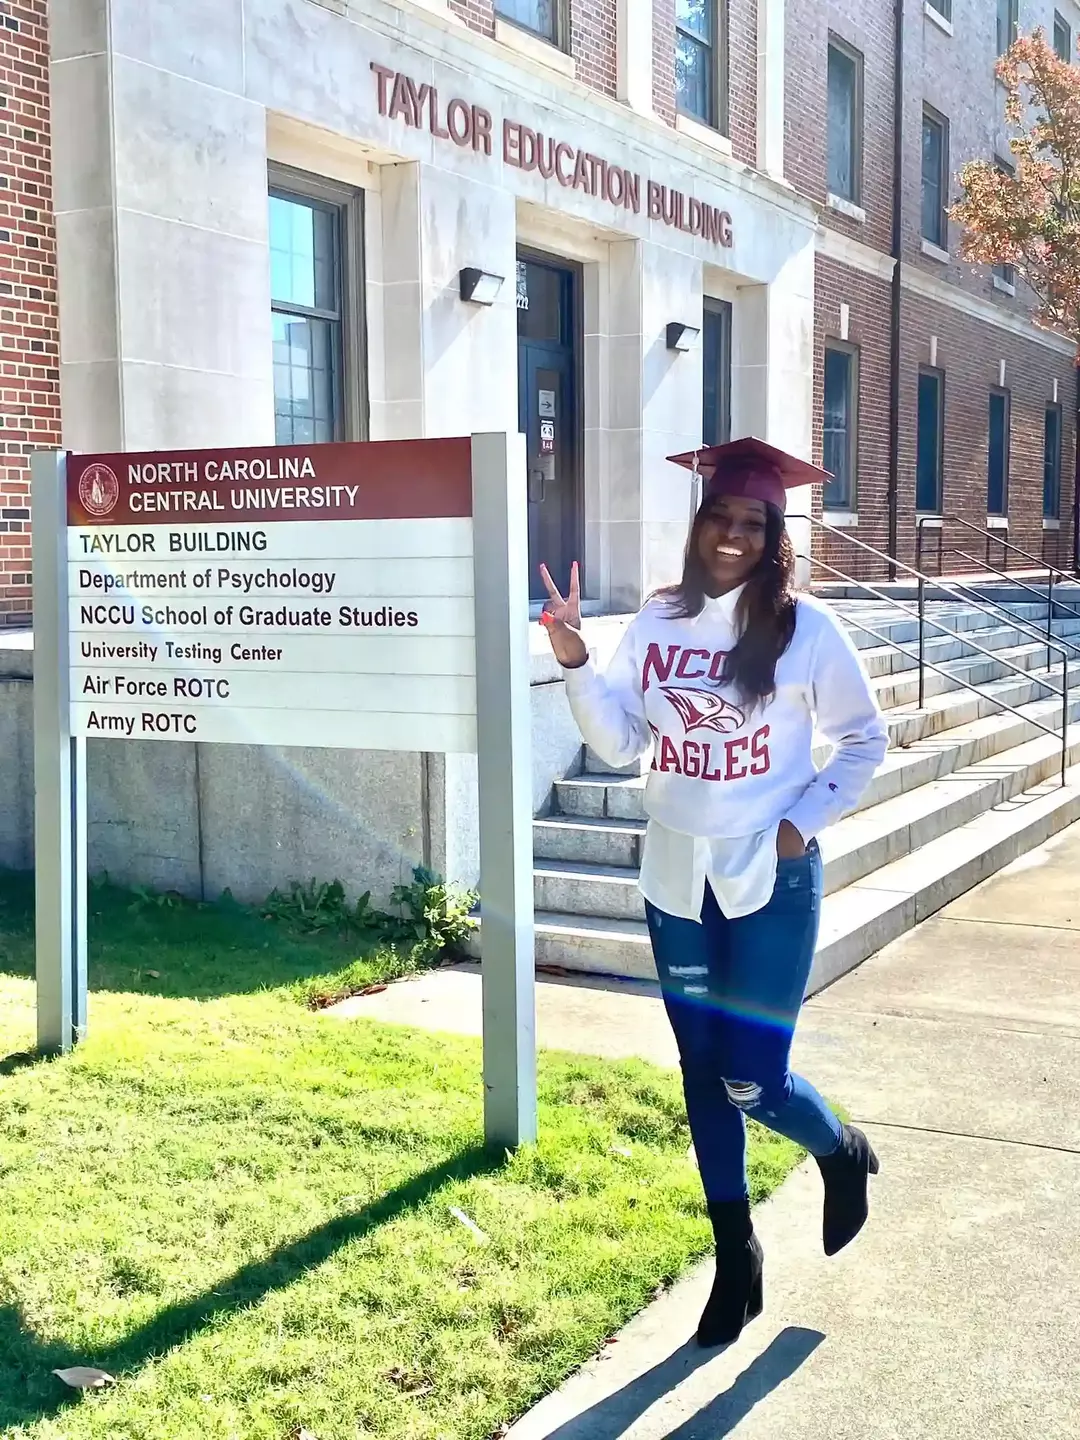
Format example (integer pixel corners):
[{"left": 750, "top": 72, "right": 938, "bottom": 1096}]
[{"left": 531, "top": 597, "right": 1080, "bottom": 997}]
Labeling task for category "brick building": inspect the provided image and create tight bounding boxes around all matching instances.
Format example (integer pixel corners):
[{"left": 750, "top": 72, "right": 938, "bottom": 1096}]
[
  {"left": 791, "top": 0, "right": 1079, "bottom": 580},
  {"left": 0, "top": 0, "right": 58, "bottom": 627},
  {"left": 2, "top": 0, "right": 1077, "bottom": 630}
]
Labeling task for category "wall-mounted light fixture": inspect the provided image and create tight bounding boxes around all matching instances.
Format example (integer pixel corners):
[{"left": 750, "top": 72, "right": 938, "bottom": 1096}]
[
  {"left": 459, "top": 267, "right": 505, "bottom": 305},
  {"left": 666, "top": 322, "right": 701, "bottom": 352}
]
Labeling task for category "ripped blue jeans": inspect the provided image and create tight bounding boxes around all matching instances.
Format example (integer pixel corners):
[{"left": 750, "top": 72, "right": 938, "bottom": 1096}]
[{"left": 645, "top": 844, "right": 842, "bottom": 1204}]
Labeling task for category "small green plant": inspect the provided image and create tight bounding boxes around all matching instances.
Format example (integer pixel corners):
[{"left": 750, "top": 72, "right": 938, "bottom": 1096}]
[
  {"left": 388, "top": 866, "right": 477, "bottom": 957},
  {"left": 261, "top": 866, "right": 477, "bottom": 961},
  {"left": 260, "top": 878, "right": 354, "bottom": 934}
]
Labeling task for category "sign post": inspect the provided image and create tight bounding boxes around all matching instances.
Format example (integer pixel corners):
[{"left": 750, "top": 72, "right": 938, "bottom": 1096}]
[
  {"left": 31, "top": 449, "right": 87, "bottom": 1054},
  {"left": 32, "top": 434, "right": 537, "bottom": 1145},
  {"left": 471, "top": 433, "right": 536, "bottom": 1148}
]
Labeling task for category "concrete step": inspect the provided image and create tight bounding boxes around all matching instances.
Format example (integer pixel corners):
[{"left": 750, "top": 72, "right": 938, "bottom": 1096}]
[
  {"left": 526, "top": 756, "right": 1080, "bottom": 987},
  {"left": 857, "top": 616, "right": 1080, "bottom": 680},
  {"left": 578, "top": 605, "right": 1077, "bottom": 776},
  {"left": 532, "top": 815, "right": 645, "bottom": 868},
  {"left": 534, "top": 718, "right": 1080, "bottom": 922},
  {"left": 561, "top": 660, "right": 1080, "bottom": 826},
  {"left": 835, "top": 599, "right": 1063, "bottom": 653},
  {"left": 871, "top": 635, "right": 1077, "bottom": 711}
]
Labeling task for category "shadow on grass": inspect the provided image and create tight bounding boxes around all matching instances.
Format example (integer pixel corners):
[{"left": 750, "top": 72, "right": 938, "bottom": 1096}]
[
  {"left": 0, "top": 867, "right": 423, "bottom": 1003},
  {"left": 0, "top": 1049, "right": 43, "bottom": 1076},
  {"left": 534, "top": 1325, "right": 825, "bottom": 1439},
  {"left": 0, "top": 1143, "right": 499, "bottom": 1431}
]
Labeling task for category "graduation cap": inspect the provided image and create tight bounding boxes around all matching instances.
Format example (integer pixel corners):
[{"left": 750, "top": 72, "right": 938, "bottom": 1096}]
[{"left": 667, "top": 436, "right": 831, "bottom": 517}]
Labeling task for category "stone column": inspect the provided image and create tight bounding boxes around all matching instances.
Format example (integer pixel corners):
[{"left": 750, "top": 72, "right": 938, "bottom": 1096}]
[
  {"left": 617, "top": 0, "right": 654, "bottom": 117},
  {"left": 757, "top": 0, "right": 787, "bottom": 181},
  {"left": 50, "top": 5, "right": 274, "bottom": 453},
  {"left": 640, "top": 243, "right": 704, "bottom": 598},
  {"left": 371, "top": 160, "right": 518, "bottom": 888},
  {"left": 731, "top": 243, "right": 816, "bottom": 584}
]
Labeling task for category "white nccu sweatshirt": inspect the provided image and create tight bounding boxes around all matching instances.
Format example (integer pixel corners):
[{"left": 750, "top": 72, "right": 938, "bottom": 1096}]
[{"left": 563, "top": 586, "right": 889, "bottom": 921}]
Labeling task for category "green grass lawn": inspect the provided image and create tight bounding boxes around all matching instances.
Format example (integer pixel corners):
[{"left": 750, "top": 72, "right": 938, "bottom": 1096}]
[{"left": 0, "top": 869, "right": 801, "bottom": 1440}]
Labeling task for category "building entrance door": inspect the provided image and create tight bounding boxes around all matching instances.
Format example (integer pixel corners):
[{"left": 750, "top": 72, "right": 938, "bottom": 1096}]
[{"left": 516, "top": 254, "right": 580, "bottom": 602}]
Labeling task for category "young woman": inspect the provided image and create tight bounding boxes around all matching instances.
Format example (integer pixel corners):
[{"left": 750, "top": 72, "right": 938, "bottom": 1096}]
[{"left": 539, "top": 437, "right": 889, "bottom": 1349}]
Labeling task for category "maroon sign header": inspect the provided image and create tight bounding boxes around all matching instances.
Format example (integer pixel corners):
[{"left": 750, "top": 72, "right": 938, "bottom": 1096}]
[
  {"left": 66, "top": 437, "right": 474, "bottom": 528},
  {"left": 371, "top": 63, "right": 734, "bottom": 250}
]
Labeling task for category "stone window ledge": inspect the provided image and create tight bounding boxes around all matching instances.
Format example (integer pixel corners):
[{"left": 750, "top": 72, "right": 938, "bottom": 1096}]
[
  {"left": 920, "top": 239, "right": 951, "bottom": 264},
  {"left": 494, "top": 18, "right": 575, "bottom": 78},
  {"left": 826, "top": 193, "right": 867, "bottom": 224},
  {"left": 823, "top": 510, "right": 859, "bottom": 527},
  {"left": 676, "top": 112, "right": 735, "bottom": 158},
  {"left": 992, "top": 274, "right": 1016, "bottom": 296},
  {"left": 986, "top": 516, "right": 1009, "bottom": 529},
  {"left": 923, "top": 2, "right": 954, "bottom": 37}
]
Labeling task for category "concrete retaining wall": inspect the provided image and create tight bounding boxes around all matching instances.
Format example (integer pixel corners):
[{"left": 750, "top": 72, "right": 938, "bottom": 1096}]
[{"left": 0, "top": 616, "right": 629, "bottom": 903}]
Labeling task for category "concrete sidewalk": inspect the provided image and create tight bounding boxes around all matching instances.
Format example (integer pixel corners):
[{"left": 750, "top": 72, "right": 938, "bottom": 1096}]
[{"left": 335, "top": 825, "right": 1080, "bottom": 1438}]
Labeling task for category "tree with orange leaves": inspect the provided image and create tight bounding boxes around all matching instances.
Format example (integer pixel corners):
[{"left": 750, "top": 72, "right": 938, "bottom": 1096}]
[{"left": 952, "top": 30, "right": 1080, "bottom": 342}]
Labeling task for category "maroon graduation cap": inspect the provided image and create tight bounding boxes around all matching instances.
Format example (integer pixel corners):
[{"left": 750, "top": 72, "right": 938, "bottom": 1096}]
[{"left": 667, "top": 436, "right": 831, "bottom": 513}]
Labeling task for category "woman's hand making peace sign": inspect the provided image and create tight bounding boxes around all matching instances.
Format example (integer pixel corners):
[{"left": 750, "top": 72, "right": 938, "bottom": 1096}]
[{"left": 538, "top": 561, "right": 588, "bottom": 669}]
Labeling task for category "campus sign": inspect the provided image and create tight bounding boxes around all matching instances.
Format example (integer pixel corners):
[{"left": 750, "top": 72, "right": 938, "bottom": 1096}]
[
  {"left": 33, "top": 435, "right": 537, "bottom": 1149},
  {"left": 65, "top": 438, "right": 478, "bottom": 752}
]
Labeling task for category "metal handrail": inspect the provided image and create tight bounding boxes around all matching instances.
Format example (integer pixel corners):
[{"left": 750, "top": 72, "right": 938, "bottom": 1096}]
[
  {"left": 806, "top": 551, "right": 1072, "bottom": 787},
  {"left": 815, "top": 517, "right": 1076, "bottom": 679},
  {"left": 941, "top": 546, "right": 1080, "bottom": 668},
  {"left": 920, "top": 513, "right": 1079, "bottom": 586}
]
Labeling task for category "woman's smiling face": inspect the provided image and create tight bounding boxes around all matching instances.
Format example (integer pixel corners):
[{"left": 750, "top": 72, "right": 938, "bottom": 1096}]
[{"left": 695, "top": 493, "right": 769, "bottom": 593}]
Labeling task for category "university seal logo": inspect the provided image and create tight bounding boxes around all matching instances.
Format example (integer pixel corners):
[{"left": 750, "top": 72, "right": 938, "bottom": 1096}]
[{"left": 78, "top": 463, "right": 120, "bottom": 519}]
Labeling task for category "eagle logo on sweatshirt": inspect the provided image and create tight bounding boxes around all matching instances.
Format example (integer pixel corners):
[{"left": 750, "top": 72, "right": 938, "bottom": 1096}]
[{"left": 662, "top": 687, "right": 745, "bottom": 736}]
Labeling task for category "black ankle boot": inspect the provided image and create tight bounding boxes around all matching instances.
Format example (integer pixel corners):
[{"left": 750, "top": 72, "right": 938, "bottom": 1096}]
[
  {"left": 815, "top": 1124, "right": 880, "bottom": 1256},
  {"left": 697, "top": 1200, "right": 764, "bottom": 1348}
]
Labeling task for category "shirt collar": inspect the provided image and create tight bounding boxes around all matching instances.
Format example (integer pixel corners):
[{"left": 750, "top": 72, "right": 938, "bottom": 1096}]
[{"left": 699, "top": 584, "right": 746, "bottom": 623}]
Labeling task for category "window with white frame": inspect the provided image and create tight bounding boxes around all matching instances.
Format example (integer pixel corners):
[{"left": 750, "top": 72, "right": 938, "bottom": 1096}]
[
  {"left": 987, "top": 388, "right": 1010, "bottom": 517},
  {"left": 921, "top": 107, "right": 949, "bottom": 249},
  {"left": 1055, "top": 11, "right": 1072, "bottom": 61},
  {"left": 675, "top": 1, "right": 729, "bottom": 133},
  {"left": 994, "top": 158, "right": 1016, "bottom": 289},
  {"left": 1044, "top": 405, "right": 1063, "bottom": 517},
  {"left": 269, "top": 171, "right": 363, "bottom": 445},
  {"left": 827, "top": 39, "right": 863, "bottom": 204},
  {"left": 823, "top": 343, "right": 858, "bottom": 509},
  {"left": 916, "top": 367, "right": 945, "bottom": 513},
  {"left": 997, "top": 0, "right": 1018, "bottom": 55},
  {"left": 495, "top": 0, "right": 560, "bottom": 45}
]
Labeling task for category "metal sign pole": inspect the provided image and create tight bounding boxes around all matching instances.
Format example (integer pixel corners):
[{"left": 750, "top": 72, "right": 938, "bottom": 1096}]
[
  {"left": 31, "top": 450, "right": 87, "bottom": 1053},
  {"left": 470, "top": 431, "right": 537, "bottom": 1149}
]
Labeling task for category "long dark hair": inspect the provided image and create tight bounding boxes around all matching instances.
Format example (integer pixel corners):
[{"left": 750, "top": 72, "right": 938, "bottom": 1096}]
[{"left": 654, "top": 502, "right": 797, "bottom": 708}]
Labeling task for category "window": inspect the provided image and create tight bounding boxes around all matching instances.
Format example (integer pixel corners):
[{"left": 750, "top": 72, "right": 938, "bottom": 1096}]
[
  {"left": 827, "top": 40, "right": 863, "bottom": 203},
  {"left": 1044, "top": 405, "right": 1063, "bottom": 517},
  {"left": 702, "top": 299, "right": 732, "bottom": 446},
  {"left": 916, "top": 368, "right": 944, "bottom": 513},
  {"left": 997, "top": 0, "right": 1018, "bottom": 55},
  {"left": 926, "top": 0, "right": 952, "bottom": 17},
  {"left": 269, "top": 176, "right": 362, "bottom": 445},
  {"left": 1055, "top": 12, "right": 1072, "bottom": 61},
  {"left": 994, "top": 159, "right": 1016, "bottom": 288},
  {"left": 495, "top": 0, "right": 559, "bottom": 44},
  {"left": 823, "top": 344, "right": 858, "bottom": 509},
  {"left": 921, "top": 108, "right": 949, "bottom": 249},
  {"left": 987, "top": 389, "right": 1010, "bottom": 516},
  {"left": 675, "top": 1, "right": 728, "bottom": 132}
]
